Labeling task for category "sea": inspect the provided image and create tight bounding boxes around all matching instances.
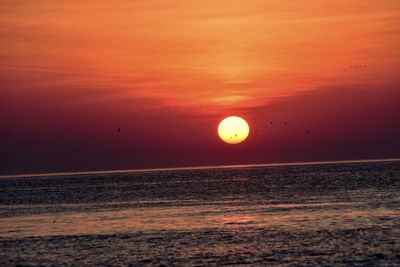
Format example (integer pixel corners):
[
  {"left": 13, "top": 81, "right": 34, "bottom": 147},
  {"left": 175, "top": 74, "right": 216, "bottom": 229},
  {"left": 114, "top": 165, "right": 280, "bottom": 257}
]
[{"left": 1, "top": 160, "right": 400, "bottom": 266}]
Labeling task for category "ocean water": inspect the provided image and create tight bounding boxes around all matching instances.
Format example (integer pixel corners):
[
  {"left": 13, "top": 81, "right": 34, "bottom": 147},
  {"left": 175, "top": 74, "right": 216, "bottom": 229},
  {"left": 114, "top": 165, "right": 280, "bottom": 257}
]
[{"left": 1, "top": 161, "right": 400, "bottom": 266}]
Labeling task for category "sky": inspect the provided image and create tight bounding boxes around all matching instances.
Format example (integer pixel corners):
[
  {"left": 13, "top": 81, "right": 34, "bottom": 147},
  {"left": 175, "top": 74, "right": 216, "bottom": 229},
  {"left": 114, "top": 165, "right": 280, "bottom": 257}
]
[{"left": 1, "top": 0, "right": 400, "bottom": 175}]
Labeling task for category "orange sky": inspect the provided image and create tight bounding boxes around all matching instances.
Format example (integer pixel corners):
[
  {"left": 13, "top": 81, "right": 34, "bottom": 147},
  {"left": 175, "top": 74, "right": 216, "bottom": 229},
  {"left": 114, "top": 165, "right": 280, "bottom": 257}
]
[
  {"left": 1, "top": 0, "right": 400, "bottom": 174},
  {"left": 1, "top": 0, "right": 399, "bottom": 109}
]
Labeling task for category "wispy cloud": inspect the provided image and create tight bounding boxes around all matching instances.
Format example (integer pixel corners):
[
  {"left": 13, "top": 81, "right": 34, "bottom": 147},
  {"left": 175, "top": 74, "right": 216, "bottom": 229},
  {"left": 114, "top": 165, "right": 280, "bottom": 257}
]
[{"left": 0, "top": 0, "right": 399, "bottom": 112}]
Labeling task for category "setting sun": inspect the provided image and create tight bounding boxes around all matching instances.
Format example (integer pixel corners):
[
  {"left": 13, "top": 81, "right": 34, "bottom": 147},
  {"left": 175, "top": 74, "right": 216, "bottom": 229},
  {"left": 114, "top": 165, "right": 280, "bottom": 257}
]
[
  {"left": 218, "top": 116, "right": 250, "bottom": 144},
  {"left": 1, "top": 1, "right": 400, "bottom": 265}
]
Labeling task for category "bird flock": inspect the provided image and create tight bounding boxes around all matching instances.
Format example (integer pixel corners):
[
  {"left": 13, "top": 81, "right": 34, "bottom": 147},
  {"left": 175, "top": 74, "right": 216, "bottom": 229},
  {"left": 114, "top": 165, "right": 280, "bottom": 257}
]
[
  {"left": 349, "top": 65, "right": 367, "bottom": 68},
  {"left": 116, "top": 122, "right": 311, "bottom": 136},
  {"left": 255, "top": 121, "right": 311, "bottom": 135}
]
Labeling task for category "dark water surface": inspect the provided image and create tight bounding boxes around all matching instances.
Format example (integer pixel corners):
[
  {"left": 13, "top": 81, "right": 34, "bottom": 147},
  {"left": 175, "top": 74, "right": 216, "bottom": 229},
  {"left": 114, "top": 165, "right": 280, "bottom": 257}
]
[{"left": 1, "top": 161, "right": 400, "bottom": 266}]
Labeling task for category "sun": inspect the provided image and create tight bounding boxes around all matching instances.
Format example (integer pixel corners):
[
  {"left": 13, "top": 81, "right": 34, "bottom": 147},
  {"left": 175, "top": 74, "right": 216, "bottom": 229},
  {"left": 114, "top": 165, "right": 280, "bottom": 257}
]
[{"left": 218, "top": 116, "right": 250, "bottom": 144}]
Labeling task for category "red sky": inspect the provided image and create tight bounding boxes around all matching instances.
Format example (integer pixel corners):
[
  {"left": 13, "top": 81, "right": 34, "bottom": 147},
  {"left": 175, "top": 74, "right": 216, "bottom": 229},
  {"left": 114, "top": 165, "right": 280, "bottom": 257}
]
[{"left": 1, "top": 0, "right": 400, "bottom": 174}]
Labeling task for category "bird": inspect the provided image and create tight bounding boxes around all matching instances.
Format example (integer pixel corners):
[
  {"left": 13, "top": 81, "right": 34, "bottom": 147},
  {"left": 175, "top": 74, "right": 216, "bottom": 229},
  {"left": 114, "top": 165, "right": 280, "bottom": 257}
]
[{"left": 117, "top": 128, "right": 121, "bottom": 132}]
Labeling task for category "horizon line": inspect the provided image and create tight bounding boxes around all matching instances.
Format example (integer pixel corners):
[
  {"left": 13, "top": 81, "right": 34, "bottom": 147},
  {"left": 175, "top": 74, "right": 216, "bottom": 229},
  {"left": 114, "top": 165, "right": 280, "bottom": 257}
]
[{"left": 1, "top": 157, "right": 400, "bottom": 179}]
